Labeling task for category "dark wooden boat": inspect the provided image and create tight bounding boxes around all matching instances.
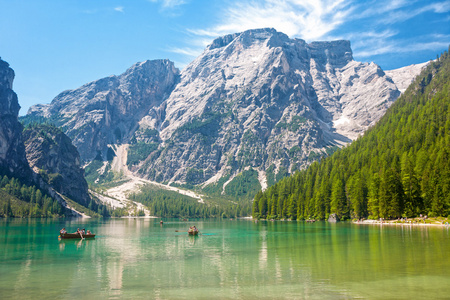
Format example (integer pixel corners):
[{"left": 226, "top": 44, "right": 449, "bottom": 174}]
[
  {"left": 59, "top": 233, "right": 96, "bottom": 239},
  {"left": 188, "top": 230, "right": 199, "bottom": 236}
]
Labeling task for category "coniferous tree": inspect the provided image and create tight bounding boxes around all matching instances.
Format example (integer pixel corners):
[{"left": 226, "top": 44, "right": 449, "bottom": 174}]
[
  {"left": 258, "top": 194, "right": 268, "bottom": 218},
  {"left": 331, "top": 177, "right": 348, "bottom": 220},
  {"left": 401, "top": 152, "right": 422, "bottom": 216}
]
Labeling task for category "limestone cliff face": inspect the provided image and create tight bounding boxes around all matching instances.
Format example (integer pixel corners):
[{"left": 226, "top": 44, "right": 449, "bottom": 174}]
[
  {"left": 0, "top": 58, "right": 31, "bottom": 179},
  {"left": 28, "top": 59, "right": 180, "bottom": 161},
  {"left": 23, "top": 124, "right": 90, "bottom": 206},
  {"left": 25, "top": 28, "right": 425, "bottom": 189},
  {"left": 0, "top": 58, "right": 91, "bottom": 213},
  {"left": 136, "top": 28, "right": 410, "bottom": 185}
]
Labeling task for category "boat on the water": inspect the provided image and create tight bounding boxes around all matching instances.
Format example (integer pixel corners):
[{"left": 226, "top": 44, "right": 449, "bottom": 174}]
[
  {"left": 59, "top": 233, "right": 96, "bottom": 239},
  {"left": 188, "top": 226, "right": 199, "bottom": 236}
]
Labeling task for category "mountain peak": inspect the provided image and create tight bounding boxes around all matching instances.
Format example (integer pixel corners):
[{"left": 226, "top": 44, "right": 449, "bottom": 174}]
[
  {"left": 24, "top": 28, "right": 426, "bottom": 191},
  {"left": 0, "top": 58, "right": 20, "bottom": 117},
  {"left": 0, "top": 58, "right": 32, "bottom": 180},
  {"left": 308, "top": 40, "right": 353, "bottom": 67},
  {"left": 206, "top": 28, "right": 352, "bottom": 67},
  {"left": 207, "top": 28, "right": 289, "bottom": 50},
  {"left": 26, "top": 58, "right": 180, "bottom": 161}
]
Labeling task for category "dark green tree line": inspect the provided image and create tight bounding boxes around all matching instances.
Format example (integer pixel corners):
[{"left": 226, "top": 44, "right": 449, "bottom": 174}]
[
  {"left": 131, "top": 185, "right": 251, "bottom": 218},
  {"left": 0, "top": 175, "right": 65, "bottom": 217}
]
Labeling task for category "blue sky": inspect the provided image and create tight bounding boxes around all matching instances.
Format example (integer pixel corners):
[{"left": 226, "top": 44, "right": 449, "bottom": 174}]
[{"left": 0, "top": 0, "right": 449, "bottom": 115}]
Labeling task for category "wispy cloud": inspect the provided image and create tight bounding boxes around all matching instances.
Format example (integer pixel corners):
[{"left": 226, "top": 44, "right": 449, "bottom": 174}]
[
  {"left": 148, "top": 0, "right": 188, "bottom": 13},
  {"left": 114, "top": 6, "right": 124, "bottom": 13},
  {"left": 161, "top": 0, "right": 187, "bottom": 8},
  {"left": 356, "top": 0, "right": 411, "bottom": 19},
  {"left": 350, "top": 1, "right": 450, "bottom": 60},
  {"left": 189, "top": 0, "right": 354, "bottom": 41},
  {"left": 174, "top": 0, "right": 449, "bottom": 69},
  {"left": 356, "top": 40, "right": 449, "bottom": 57},
  {"left": 167, "top": 47, "right": 202, "bottom": 57},
  {"left": 379, "top": 0, "right": 450, "bottom": 24}
]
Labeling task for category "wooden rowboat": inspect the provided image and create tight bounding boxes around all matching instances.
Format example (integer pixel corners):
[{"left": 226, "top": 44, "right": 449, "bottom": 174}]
[{"left": 59, "top": 233, "right": 96, "bottom": 239}]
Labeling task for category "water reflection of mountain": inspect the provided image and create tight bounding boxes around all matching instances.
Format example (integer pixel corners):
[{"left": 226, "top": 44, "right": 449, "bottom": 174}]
[{"left": 1, "top": 219, "right": 449, "bottom": 299}]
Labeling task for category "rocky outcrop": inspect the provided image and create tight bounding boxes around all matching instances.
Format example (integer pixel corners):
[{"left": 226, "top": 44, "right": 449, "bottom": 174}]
[
  {"left": 0, "top": 58, "right": 32, "bottom": 179},
  {"left": 328, "top": 213, "right": 339, "bottom": 223},
  {"left": 23, "top": 124, "right": 90, "bottom": 206},
  {"left": 28, "top": 60, "right": 179, "bottom": 161},
  {"left": 385, "top": 62, "right": 428, "bottom": 93}
]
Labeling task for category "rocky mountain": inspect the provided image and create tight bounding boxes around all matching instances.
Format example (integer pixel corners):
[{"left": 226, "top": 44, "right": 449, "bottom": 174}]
[
  {"left": 26, "top": 28, "right": 426, "bottom": 193},
  {"left": 385, "top": 62, "right": 428, "bottom": 93},
  {"left": 28, "top": 59, "right": 179, "bottom": 161},
  {"left": 133, "top": 28, "right": 424, "bottom": 187},
  {"left": 23, "top": 124, "right": 91, "bottom": 207},
  {"left": 0, "top": 57, "right": 93, "bottom": 217},
  {"left": 0, "top": 58, "right": 32, "bottom": 180},
  {"left": 252, "top": 48, "right": 450, "bottom": 220}
]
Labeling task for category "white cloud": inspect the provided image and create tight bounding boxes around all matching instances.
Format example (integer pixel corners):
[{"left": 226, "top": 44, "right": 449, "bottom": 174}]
[
  {"left": 350, "top": 1, "right": 450, "bottom": 59},
  {"left": 114, "top": 6, "right": 124, "bottom": 13},
  {"left": 168, "top": 47, "right": 202, "bottom": 57},
  {"left": 148, "top": 0, "right": 187, "bottom": 9},
  {"left": 379, "top": 0, "right": 450, "bottom": 24},
  {"left": 175, "top": 0, "right": 449, "bottom": 68},
  {"left": 356, "top": 0, "right": 410, "bottom": 19},
  {"left": 189, "top": 0, "right": 354, "bottom": 41},
  {"left": 428, "top": 1, "right": 450, "bottom": 13},
  {"left": 355, "top": 40, "right": 449, "bottom": 57},
  {"left": 162, "top": 0, "right": 187, "bottom": 8}
]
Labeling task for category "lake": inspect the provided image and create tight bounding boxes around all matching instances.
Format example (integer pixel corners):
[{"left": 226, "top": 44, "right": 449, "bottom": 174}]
[{"left": 1, "top": 218, "right": 449, "bottom": 299}]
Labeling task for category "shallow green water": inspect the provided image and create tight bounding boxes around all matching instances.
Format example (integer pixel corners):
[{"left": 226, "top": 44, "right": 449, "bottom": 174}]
[{"left": 1, "top": 218, "right": 449, "bottom": 299}]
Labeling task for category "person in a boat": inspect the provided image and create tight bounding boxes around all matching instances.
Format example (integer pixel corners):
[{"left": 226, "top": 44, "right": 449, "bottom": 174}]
[
  {"left": 82, "top": 228, "right": 86, "bottom": 235},
  {"left": 86, "top": 230, "right": 91, "bottom": 235},
  {"left": 76, "top": 228, "right": 81, "bottom": 234},
  {"left": 60, "top": 228, "right": 66, "bottom": 235}
]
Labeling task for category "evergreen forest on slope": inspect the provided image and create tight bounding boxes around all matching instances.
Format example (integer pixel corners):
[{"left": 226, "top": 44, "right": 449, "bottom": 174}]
[
  {"left": 252, "top": 48, "right": 450, "bottom": 221},
  {"left": 129, "top": 185, "right": 251, "bottom": 219},
  {"left": 0, "top": 175, "right": 65, "bottom": 217}
]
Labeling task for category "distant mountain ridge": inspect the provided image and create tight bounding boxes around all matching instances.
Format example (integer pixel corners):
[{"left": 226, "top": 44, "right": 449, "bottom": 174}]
[
  {"left": 26, "top": 28, "right": 427, "bottom": 196},
  {"left": 28, "top": 59, "right": 179, "bottom": 161}
]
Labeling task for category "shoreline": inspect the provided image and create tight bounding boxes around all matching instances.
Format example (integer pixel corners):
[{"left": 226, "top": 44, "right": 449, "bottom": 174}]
[{"left": 353, "top": 219, "right": 450, "bottom": 228}]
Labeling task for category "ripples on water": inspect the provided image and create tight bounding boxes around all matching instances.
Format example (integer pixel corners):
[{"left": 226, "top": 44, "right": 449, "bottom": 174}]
[{"left": 1, "top": 218, "right": 449, "bottom": 299}]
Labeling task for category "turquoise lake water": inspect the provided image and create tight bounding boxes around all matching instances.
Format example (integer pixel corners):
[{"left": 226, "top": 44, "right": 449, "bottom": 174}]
[{"left": 1, "top": 218, "right": 449, "bottom": 299}]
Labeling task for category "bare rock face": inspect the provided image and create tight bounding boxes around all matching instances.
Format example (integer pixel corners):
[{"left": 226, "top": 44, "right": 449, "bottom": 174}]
[
  {"left": 328, "top": 213, "right": 340, "bottom": 223},
  {"left": 0, "top": 58, "right": 91, "bottom": 210},
  {"left": 23, "top": 124, "right": 90, "bottom": 206},
  {"left": 25, "top": 28, "right": 425, "bottom": 190},
  {"left": 385, "top": 62, "right": 428, "bottom": 93},
  {"left": 28, "top": 59, "right": 180, "bottom": 161},
  {"left": 136, "top": 28, "right": 415, "bottom": 185},
  {"left": 0, "top": 58, "right": 31, "bottom": 179}
]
